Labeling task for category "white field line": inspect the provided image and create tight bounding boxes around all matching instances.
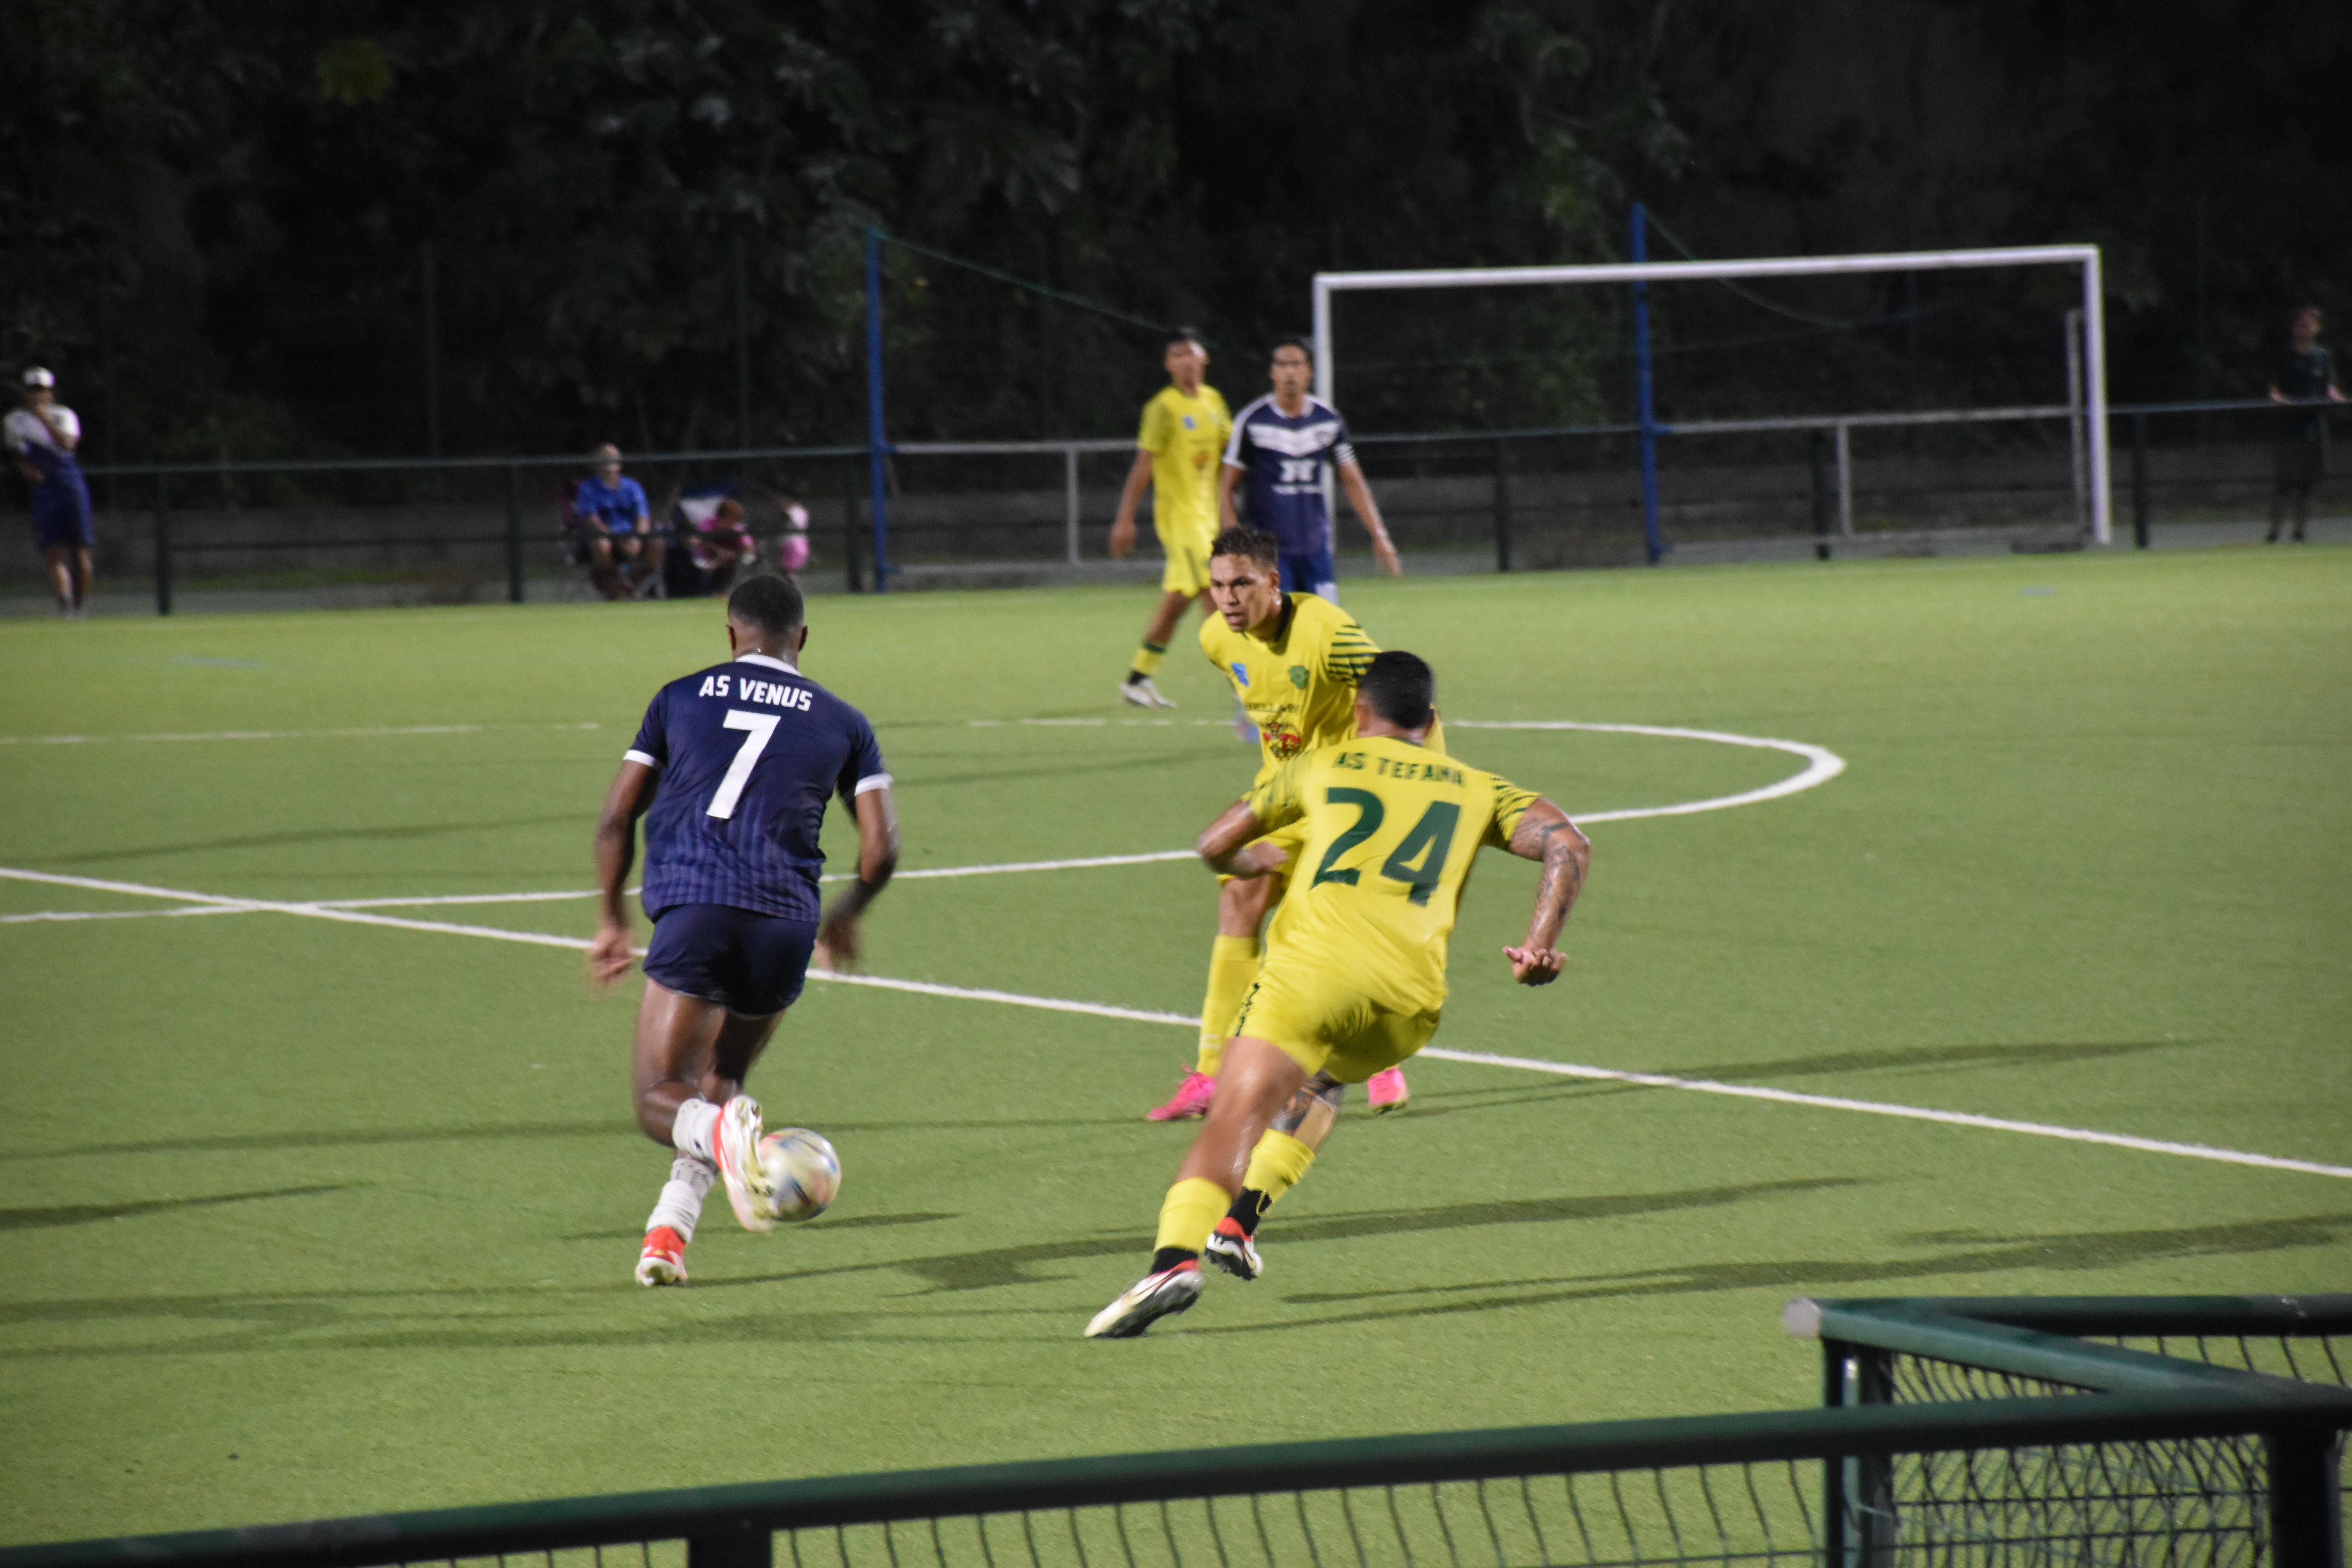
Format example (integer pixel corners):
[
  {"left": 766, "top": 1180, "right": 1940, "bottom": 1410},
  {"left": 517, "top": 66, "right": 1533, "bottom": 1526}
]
[
  {"left": 1443, "top": 720, "right": 1846, "bottom": 824},
  {"left": 1417, "top": 1048, "right": 2352, "bottom": 1181},
  {"left": 0, "top": 722, "right": 601, "bottom": 747},
  {"left": 3, "top": 862, "right": 2343, "bottom": 1183},
  {"left": 0, "top": 904, "right": 248, "bottom": 925}
]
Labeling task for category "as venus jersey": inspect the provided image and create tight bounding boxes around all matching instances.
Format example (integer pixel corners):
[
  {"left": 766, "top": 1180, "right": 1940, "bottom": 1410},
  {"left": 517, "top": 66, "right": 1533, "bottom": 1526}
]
[
  {"left": 3, "top": 406, "right": 82, "bottom": 486},
  {"left": 1222, "top": 394, "right": 1356, "bottom": 555},
  {"left": 626, "top": 652, "right": 889, "bottom": 923}
]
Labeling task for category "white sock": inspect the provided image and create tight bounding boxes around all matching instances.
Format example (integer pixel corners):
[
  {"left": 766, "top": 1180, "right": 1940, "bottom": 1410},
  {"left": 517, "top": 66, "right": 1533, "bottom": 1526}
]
[
  {"left": 647, "top": 1155, "right": 716, "bottom": 1242},
  {"left": 671, "top": 1096, "right": 721, "bottom": 1161}
]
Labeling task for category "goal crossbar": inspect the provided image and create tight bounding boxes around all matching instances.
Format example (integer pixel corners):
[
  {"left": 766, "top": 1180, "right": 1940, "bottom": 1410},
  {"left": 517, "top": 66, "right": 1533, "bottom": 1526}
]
[{"left": 1310, "top": 243, "right": 2112, "bottom": 546}]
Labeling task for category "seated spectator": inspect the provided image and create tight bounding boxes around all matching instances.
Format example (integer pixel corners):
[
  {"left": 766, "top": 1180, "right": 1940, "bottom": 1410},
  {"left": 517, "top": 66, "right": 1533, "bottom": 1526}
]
[
  {"left": 574, "top": 443, "right": 661, "bottom": 599},
  {"left": 663, "top": 483, "right": 760, "bottom": 598}
]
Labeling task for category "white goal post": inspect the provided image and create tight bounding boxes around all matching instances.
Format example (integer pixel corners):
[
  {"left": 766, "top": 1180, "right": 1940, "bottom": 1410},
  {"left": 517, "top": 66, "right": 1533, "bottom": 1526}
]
[{"left": 1311, "top": 244, "right": 2112, "bottom": 546}]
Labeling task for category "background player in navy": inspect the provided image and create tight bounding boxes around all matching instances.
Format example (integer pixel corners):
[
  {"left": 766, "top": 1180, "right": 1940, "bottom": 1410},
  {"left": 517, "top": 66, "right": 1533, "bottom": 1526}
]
[
  {"left": 590, "top": 575, "right": 899, "bottom": 1285},
  {"left": 1218, "top": 339, "right": 1399, "bottom": 601},
  {"left": 6, "top": 367, "right": 94, "bottom": 617}
]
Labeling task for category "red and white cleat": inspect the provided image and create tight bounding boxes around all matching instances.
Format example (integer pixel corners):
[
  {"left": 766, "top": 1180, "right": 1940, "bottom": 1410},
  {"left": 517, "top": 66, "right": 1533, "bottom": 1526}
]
[
  {"left": 635, "top": 1225, "right": 689, "bottom": 1287},
  {"left": 1085, "top": 1260, "right": 1203, "bottom": 1338},
  {"left": 713, "top": 1095, "right": 777, "bottom": 1233},
  {"left": 1145, "top": 1068, "right": 1218, "bottom": 1122},
  {"left": 1204, "top": 1217, "right": 1263, "bottom": 1281},
  {"left": 1367, "top": 1066, "right": 1410, "bottom": 1114}
]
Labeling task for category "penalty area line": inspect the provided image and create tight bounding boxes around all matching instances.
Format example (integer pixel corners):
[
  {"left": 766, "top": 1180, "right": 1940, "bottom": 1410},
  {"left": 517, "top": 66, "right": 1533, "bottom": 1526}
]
[{"left": 4, "top": 863, "right": 2339, "bottom": 1183}]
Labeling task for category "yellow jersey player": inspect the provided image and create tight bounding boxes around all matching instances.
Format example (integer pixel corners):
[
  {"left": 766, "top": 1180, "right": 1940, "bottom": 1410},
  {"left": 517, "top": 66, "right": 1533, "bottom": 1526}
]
[
  {"left": 1110, "top": 330, "right": 1232, "bottom": 708},
  {"left": 1088, "top": 650, "right": 1590, "bottom": 1337},
  {"left": 1144, "top": 524, "right": 1430, "bottom": 1120}
]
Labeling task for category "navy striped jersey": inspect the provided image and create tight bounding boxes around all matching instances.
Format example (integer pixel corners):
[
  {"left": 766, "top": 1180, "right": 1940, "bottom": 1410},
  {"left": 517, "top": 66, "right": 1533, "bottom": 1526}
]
[
  {"left": 1221, "top": 394, "right": 1357, "bottom": 555},
  {"left": 625, "top": 652, "right": 889, "bottom": 923}
]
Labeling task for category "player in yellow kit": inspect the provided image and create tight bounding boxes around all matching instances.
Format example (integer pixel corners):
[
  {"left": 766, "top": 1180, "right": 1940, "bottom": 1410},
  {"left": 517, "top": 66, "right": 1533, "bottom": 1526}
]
[
  {"left": 1088, "top": 651, "right": 1591, "bottom": 1337},
  {"left": 1142, "top": 524, "right": 1429, "bottom": 1119},
  {"left": 1110, "top": 331, "right": 1232, "bottom": 708}
]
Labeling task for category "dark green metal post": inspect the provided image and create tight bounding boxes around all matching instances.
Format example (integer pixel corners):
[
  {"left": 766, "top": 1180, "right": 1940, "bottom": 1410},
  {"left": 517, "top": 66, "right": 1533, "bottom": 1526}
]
[
  {"left": 154, "top": 472, "right": 173, "bottom": 616},
  {"left": 505, "top": 464, "right": 525, "bottom": 603},
  {"left": 1811, "top": 430, "right": 1833, "bottom": 561},
  {"left": 2131, "top": 414, "right": 2151, "bottom": 549},
  {"left": 1492, "top": 437, "right": 1513, "bottom": 573},
  {"left": 2264, "top": 1427, "right": 2344, "bottom": 1568},
  {"left": 688, "top": 1521, "right": 771, "bottom": 1568},
  {"left": 1821, "top": 1340, "right": 1849, "bottom": 1568},
  {"left": 1847, "top": 1348, "right": 1897, "bottom": 1568},
  {"left": 842, "top": 459, "right": 864, "bottom": 594}
]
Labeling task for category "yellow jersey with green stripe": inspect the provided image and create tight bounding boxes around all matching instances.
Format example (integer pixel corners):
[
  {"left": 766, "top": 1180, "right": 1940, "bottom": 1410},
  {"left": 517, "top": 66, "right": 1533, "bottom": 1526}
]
[
  {"left": 1246, "top": 736, "right": 1538, "bottom": 1014},
  {"left": 1138, "top": 383, "right": 1232, "bottom": 541},
  {"left": 1200, "top": 594, "right": 1379, "bottom": 785}
]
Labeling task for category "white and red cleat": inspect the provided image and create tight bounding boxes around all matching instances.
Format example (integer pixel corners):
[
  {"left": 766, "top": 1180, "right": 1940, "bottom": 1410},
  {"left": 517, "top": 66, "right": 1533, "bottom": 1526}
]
[
  {"left": 713, "top": 1095, "right": 777, "bottom": 1232},
  {"left": 1085, "top": 1260, "right": 1204, "bottom": 1338},
  {"left": 1367, "top": 1066, "right": 1410, "bottom": 1114},
  {"left": 1146, "top": 1068, "right": 1218, "bottom": 1122},
  {"left": 635, "top": 1225, "right": 689, "bottom": 1287},
  {"left": 1203, "top": 1217, "right": 1263, "bottom": 1281}
]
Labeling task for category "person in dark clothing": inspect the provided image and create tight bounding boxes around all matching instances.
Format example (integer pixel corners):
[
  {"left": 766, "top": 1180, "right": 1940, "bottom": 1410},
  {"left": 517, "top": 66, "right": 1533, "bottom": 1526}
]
[{"left": 2267, "top": 307, "right": 2344, "bottom": 543}]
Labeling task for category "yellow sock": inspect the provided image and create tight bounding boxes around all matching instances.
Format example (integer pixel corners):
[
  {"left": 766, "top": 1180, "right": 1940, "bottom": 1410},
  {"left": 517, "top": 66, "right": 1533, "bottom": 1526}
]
[
  {"left": 1154, "top": 1177, "right": 1230, "bottom": 1257},
  {"left": 1130, "top": 641, "right": 1168, "bottom": 678},
  {"left": 1197, "top": 935, "right": 1259, "bottom": 1076},
  {"left": 1241, "top": 1129, "right": 1317, "bottom": 1211}
]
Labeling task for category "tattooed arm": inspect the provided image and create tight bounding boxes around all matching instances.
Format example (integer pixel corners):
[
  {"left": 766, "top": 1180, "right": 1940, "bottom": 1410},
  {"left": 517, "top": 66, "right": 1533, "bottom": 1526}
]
[{"left": 1501, "top": 799, "right": 1590, "bottom": 986}]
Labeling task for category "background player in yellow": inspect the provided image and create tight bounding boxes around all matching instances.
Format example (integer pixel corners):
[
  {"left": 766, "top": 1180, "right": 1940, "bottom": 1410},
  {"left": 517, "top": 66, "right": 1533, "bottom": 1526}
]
[
  {"left": 1089, "top": 651, "right": 1591, "bottom": 1337},
  {"left": 1109, "top": 330, "right": 1231, "bottom": 708},
  {"left": 1144, "top": 525, "right": 1425, "bottom": 1120}
]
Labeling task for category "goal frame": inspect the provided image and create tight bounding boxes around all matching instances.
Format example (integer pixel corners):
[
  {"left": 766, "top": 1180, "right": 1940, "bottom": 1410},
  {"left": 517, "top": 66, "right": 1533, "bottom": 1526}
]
[{"left": 1310, "top": 244, "right": 2111, "bottom": 551}]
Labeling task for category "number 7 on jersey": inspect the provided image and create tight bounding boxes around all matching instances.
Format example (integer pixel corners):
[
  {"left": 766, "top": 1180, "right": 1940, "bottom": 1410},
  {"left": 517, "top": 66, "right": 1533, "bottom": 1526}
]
[{"left": 706, "top": 709, "right": 780, "bottom": 819}]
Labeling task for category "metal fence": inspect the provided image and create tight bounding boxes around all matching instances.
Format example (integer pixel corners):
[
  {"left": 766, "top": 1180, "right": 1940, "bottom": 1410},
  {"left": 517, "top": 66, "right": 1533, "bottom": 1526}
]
[
  {"left": 9, "top": 398, "right": 2341, "bottom": 614},
  {"left": 2, "top": 1297, "right": 2344, "bottom": 1568}
]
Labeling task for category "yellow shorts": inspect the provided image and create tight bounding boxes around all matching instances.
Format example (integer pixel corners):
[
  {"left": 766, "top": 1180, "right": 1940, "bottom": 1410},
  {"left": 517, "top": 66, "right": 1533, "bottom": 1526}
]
[
  {"left": 1158, "top": 524, "right": 1213, "bottom": 596},
  {"left": 1215, "top": 821, "right": 1307, "bottom": 889},
  {"left": 1231, "top": 960, "right": 1441, "bottom": 1085}
]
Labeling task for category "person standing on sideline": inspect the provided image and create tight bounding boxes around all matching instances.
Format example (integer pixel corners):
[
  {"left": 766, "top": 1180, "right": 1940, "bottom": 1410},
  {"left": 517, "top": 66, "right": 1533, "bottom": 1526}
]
[
  {"left": 2267, "top": 307, "right": 2344, "bottom": 544},
  {"left": 1110, "top": 331, "right": 1232, "bottom": 707},
  {"left": 589, "top": 575, "right": 898, "bottom": 1286},
  {"left": 5, "top": 368, "right": 94, "bottom": 617},
  {"left": 1218, "top": 339, "right": 1400, "bottom": 602},
  {"left": 577, "top": 443, "right": 661, "bottom": 597}
]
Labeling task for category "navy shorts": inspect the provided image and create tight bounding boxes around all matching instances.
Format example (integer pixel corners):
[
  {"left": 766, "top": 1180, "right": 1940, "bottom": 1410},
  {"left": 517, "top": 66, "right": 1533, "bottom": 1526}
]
[
  {"left": 31, "top": 478, "right": 94, "bottom": 550},
  {"left": 1278, "top": 548, "right": 1337, "bottom": 602},
  {"left": 643, "top": 904, "right": 818, "bottom": 1017}
]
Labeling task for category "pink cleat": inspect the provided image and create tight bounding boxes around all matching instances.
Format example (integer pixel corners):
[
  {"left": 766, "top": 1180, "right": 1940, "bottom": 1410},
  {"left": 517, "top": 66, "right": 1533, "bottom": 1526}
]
[
  {"left": 1367, "top": 1066, "right": 1410, "bottom": 1114},
  {"left": 1146, "top": 1068, "right": 1218, "bottom": 1122}
]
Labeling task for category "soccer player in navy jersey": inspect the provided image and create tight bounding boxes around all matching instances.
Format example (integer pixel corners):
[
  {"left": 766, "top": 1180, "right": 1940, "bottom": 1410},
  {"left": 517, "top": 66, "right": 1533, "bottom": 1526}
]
[
  {"left": 590, "top": 575, "right": 898, "bottom": 1285},
  {"left": 1218, "top": 339, "right": 1400, "bottom": 601}
]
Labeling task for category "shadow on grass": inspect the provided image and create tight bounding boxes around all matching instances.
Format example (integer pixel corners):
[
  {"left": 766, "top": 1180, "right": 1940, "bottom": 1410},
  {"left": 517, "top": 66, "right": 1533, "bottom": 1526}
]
[
  {"left": 1184, "top": 1211, "right": 2352, "bottom": 1336},
  {"left": 37, "top": 813, "right": 583, "bottom": 867},
  {"left": 1662, "top": 1039, "right": 2197, "bottom": 1083},
  {"left": 5, "top": 1121, "right": 624, "bottom": 1161},
  {"left": 0, "top": 1184, "right": 352, "bottom": 1232}
]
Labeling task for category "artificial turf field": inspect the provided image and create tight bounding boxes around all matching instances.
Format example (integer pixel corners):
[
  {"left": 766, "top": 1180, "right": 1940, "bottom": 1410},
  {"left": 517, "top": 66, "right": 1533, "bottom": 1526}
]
[{"left": 1, "top": 546, "right": 2347, "bottom": 1547}]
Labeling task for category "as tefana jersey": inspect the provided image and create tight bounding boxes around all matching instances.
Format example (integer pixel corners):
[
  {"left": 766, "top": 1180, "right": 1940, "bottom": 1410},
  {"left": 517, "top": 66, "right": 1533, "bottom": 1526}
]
[
  {"left": 625, "top": 652, "right": 889, "bottom": 923},
  {"left": 1222, "top": 394, "right": 1356, "bottom": 555}
]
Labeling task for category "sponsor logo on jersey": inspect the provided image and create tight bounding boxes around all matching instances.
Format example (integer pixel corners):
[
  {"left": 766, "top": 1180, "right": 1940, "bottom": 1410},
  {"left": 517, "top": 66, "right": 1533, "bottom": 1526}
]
[
  {"left": 1231, "top": 663, "right": 1249, "bottom": 686},
  {"left": 1289, "top": 665, "right": 1308, "bottom": 688},
  {"left": 1181, "top": 415, "right": 1196, "bottom": 429}
]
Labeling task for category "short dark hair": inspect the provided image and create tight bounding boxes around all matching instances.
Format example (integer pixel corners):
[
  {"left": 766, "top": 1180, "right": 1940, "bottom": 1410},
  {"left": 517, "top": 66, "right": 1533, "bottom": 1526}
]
[
  {"left": 1359, "top": 650, "right": 1435, "bottom": 731},
  {"left": 2292, "top": 305, "right": 2324, "bottom": 327},
  {"left": 727, "top": 573, "right": 804, "bottom": 637},
  {"left": 1167, "top": 327, "right": 1204, "bottom": 350},
  {"left": 1210, "top": 525, "right": 1280, "bottom": 568},
  {"left": 1271, "top": 336, "right": 1312, "bottom": 361}
]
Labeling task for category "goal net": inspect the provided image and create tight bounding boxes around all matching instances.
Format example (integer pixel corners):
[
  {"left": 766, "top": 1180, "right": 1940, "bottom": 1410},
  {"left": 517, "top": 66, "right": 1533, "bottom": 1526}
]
[{"left": 1310, "top": 233, "right": 2110, "bottom": 567}]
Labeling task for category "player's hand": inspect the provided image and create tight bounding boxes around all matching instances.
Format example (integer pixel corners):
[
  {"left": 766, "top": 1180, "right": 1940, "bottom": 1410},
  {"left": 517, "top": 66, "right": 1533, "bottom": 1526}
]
[
  {"left": 816, "top": 910, "right": 862, "bottom": 971},
  {"left": 1223, "top": 841, "right": 1290, "bottom": 878},
  {"left": 1108, "top": 516, "right": 1136, "bottom": 559},
  {"left": 588, "top": 922, "right": 637, "bottom": 987},
  {"left": 1503, "top": 944, "right": 1563, "bottom": 985},
  {"left": 1373, "top": 539, "right": 1403, "bottom": 576}
]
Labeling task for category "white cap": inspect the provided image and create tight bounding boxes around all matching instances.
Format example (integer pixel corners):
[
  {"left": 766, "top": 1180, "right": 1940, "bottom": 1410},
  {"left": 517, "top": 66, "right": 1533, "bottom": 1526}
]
[{"left": 22, "top": 367, "right": 54, "bottom": 389}]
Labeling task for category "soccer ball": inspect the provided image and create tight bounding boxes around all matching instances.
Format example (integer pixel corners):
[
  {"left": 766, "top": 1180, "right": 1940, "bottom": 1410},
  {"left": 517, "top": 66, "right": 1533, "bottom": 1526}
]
[{"left": 757, "top": 1129, "right": 840, "bottom": 1223}]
